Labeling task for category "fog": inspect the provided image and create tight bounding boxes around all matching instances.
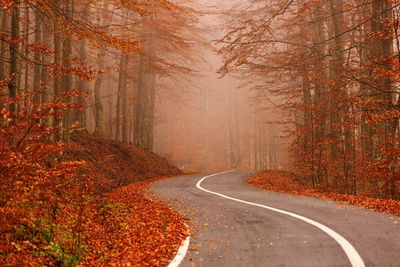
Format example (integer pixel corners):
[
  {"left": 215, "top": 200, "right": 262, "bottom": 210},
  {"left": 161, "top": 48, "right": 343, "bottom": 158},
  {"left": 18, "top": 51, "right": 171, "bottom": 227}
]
[
  {"left": 152, "top": 1, "right": 290, "bottom": 172},
  {"left": 2, "top": 0, "right": 399, "bottom": 211},
  {"left": 2, "top": 0, "right": 291, "bottom": 173}
]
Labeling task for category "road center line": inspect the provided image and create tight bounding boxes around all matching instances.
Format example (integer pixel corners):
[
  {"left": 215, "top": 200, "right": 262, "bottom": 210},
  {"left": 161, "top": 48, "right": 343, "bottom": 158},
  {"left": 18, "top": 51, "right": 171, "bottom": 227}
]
[{"left": 196, "top": 172, "right": 365, "bottom": 267}]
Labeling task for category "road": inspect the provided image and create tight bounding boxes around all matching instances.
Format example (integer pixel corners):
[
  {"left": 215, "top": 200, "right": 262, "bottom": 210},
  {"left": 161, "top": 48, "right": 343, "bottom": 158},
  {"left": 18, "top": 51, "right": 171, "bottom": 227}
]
[{"left": 150, "top": 172, "right": 400, "bottom": 267}]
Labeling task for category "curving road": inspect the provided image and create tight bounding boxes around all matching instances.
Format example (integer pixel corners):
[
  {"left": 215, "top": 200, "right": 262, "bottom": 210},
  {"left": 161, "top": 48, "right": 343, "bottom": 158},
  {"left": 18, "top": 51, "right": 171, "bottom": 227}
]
[{"left": 150, "top": 172, "right": 400, "bottom": 267}]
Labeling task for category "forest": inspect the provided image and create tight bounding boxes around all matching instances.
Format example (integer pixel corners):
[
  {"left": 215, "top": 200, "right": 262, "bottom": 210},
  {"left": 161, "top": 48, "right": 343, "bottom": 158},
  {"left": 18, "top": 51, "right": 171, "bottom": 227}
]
[
  {"left": 0, "top": 0, "right": 198, "bottom": 265},
  {"left": 218, "top": 0, "right": 400, "bottom": 200},
  {"left": 1, "top": 0, "right": 400, "bottom": 265}
]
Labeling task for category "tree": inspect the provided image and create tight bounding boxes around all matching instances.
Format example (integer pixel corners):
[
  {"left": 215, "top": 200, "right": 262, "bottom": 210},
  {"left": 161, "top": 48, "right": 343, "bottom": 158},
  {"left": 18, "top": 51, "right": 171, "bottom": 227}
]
[
  {"left": 218, "top": 0, "right": 400, "bottom": 198},
  {"left": 8, "top": 1, "right": 19, "bottom": 115}
]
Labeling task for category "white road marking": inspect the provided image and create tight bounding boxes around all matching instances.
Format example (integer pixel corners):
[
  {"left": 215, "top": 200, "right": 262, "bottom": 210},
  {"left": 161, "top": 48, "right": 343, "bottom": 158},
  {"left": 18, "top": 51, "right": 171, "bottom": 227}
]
[
  {"left": 168, "top": 229, "right": 190, "bottom": 267},
  {"left": 196, "top": 172, "right": 365, "bottom": 267}
]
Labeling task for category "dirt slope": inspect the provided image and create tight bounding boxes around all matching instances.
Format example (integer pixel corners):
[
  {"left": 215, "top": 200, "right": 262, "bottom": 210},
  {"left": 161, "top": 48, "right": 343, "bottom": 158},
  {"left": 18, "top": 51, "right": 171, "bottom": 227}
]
[{"left": 68, "top": 133, "right": 182, "bottom": 192}]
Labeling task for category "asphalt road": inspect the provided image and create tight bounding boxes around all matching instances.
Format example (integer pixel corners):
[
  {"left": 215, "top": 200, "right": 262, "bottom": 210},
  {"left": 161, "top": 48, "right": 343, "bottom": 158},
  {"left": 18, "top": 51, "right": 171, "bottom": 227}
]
[{"left": 150, "top": 172, "right": 400, "bottom": 267}]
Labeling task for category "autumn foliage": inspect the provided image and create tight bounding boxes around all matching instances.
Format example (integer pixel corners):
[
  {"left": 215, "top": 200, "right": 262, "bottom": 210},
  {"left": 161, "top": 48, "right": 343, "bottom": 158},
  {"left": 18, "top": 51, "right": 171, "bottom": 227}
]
[
  {"left": 0, "top": 92, "right": 184, "bottom": 265},
  {"left": 249, "top": 171, "right": 400, "bottom": 217},
  {"left": 81, "top": 178, "right": 188, "bottom": 266},
  {"left": 1, "top": 0, "right": 198, "bottom": 265},
  {"left": 0, "top": 94, "right": 90, "bottom": 264},
  {"left": 218, "top": 0, "right": 400, "bottom": 199}
]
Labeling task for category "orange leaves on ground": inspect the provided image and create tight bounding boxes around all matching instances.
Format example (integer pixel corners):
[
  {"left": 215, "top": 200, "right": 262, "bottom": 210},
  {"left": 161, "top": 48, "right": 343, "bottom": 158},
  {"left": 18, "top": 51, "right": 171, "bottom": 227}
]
[
  {"left": 249, "top": 170, "right": 310, "bottom": 195},
  {"left": 81, "top": 177, "right": 188, "bottom": 266},
  {"left": 249, "top": 170, "right": 400, "bottom": 217},
  {"left": 0, "top": 116, "right": 184, "bottom": 266}
]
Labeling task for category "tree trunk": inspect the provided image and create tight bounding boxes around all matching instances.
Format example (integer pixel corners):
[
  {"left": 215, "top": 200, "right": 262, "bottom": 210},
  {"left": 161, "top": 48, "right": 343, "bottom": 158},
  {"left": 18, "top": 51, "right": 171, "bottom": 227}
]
[
  {"left": 41, "top": 19, "right": 51, "bottom": 126},
  {"left": 23, "top": 3, "right": 29, "bottom": 110},
  {"left": 115, "top": 52, "right": 129, "bottom": 141},
  {"left": 121, "top": 58, "right": 129, "bottom": 143},
  {"left": 33, "top": 9, "right": 42, "bottom": 107},
  {"left": 115, "top": 9, "right": 129, "bottom": 142},
  {"left": 53, "top": 1, "right": 63, "bottom": 142},
  {"left": 134, "top": 19, "right": 156, "bottom": 151},
  {"left": 93, "top": 63, "right": 103, "bottom": 136},
  {"left": 302, "top": 71, "right": 312, "bottom": 153},
  {"left": 329, "top": 0, "right": 346, "bottom": 160},
  {"left": 227, "top": 87, "right": 240, "bottom": 168},
  {"left": 74, "top": 38, "right": 88, "bottom": 132},
  {"left": 372, "top": 0, "right": 396, "bottom": 197},
  {"left": 93, "top": 0, "right": 111, "bottom": 136},
  {"left": 371, "top": 0, "right": 393, "bottom": 154},
  {"left": 360, "top": 3, "right": 373, "bottom": 161},
  {"left": 8, "top": 2, "right": 19, "bottom": 115},
  {"left": 0, "top": 9, "right": 9, "bottom": 83},
  {"left": 16, "top": 4, "right": 23, "bottom": 94},
  {"left": 134, "top": 51, "right": 145, "bottom": 147},
  {"left": 312, "top": 0, "right": 330, "bottom": 184},
  {"left": 61, "top": 0, "right": 74, "bottom": 143},
  {"left": 144, "top": 72, "right": 156, "bottom": 150}
]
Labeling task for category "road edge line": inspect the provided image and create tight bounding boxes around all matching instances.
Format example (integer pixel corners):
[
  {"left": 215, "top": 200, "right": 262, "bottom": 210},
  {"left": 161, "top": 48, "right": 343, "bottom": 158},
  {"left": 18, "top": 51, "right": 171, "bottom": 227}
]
[
  {"left": 167, "top": 224, "right": 190, "bottom": 267},
  {"left": 196, "top": 172, "right": 365, "bottom": 267}
]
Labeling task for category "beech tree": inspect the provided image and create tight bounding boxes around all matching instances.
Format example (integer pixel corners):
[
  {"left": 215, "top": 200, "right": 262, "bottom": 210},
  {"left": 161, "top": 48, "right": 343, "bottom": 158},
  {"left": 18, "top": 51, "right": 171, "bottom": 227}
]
[
  {"left": 218, "top": 0, "right": 400, "bottom": 199},
  {"left": 0, "top": 0, "right": 204, "bottom": 264}
]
